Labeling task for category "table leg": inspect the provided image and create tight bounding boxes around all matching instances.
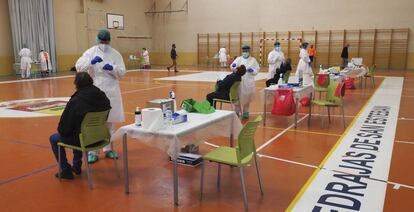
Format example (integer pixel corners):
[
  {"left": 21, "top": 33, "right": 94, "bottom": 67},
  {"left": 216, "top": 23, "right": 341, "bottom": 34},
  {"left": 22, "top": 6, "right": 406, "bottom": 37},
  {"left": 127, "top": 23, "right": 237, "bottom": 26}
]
[
  {"left": 294, "top": 97, "right": 299, "bottom": 129},
  {"left": 263, "top": 90, "right": 267, "bottom": 126},
  {"left": 230, "top": 115, "right": 234, "bottom": 147},
  {"left": 123, "top": 134, "right": 129, "bottom": 194},
  {"left": 173, "top": 158, "right": 179, "bottom": 206}
]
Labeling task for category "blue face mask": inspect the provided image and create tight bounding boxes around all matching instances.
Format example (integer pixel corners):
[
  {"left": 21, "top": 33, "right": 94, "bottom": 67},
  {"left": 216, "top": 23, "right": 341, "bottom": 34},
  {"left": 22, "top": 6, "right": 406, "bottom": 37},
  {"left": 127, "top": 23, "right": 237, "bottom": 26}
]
[{"left": 242, "top": 52, "right": 250, "bottom": 59}]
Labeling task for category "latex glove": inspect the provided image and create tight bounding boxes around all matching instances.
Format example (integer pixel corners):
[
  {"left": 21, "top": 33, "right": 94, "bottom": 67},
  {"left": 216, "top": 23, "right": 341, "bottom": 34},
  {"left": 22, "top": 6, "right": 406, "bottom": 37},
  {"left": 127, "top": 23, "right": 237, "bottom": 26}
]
[
  {"left": 103, "top": 64, "right": 113, "bottom": 71},
  {"left": 248, "top": 68, "right": 254, "bottom": 73},
  {"left": 231, "top": 63, "right": 237, "bottom": 68},
  {"left": 91, "top": 56, "right": 103, "bottom": 65}
]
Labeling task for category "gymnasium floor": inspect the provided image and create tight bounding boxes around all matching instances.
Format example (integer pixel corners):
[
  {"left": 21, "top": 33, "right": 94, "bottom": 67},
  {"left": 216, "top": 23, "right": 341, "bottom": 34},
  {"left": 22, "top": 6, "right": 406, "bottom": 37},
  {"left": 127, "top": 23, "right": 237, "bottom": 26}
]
[{"left": 0, "top": 67, "right": 413, "bottom": 211}]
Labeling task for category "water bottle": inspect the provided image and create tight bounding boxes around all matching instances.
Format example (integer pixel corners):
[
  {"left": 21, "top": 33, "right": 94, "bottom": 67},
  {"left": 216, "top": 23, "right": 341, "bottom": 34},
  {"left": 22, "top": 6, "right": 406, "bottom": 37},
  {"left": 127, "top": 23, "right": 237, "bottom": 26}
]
[
  {"left": 319, "top": 64, "right": 323, "bottom": 73},
  {"left": 169, "top": 90, "right": 177, "bottom": 112},
  {"left": 164, "top": 107, "right": 173, "bottom": 129},
  {"left": 277, "top": 73, "right": 283, "bottom": 85},
  {"left": 135, "top": 107, "right": 142, "bottom": 126}
]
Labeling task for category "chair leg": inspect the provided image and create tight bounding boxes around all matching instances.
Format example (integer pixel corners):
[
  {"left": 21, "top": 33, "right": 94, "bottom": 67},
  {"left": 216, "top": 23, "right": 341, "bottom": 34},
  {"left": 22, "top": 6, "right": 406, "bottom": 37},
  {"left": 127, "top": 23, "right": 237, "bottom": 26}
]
[
  {"left": 58, "top": 146, "right": 62, "bottom": 181},
  {"left": 372, "top": 77, "right": 375, "bottom": 88},
  {"left": 83, "top": 152, "right": 94, "bottom": 189},
  {"left": 327, "top": 107, "right": 331, "bottom": 124},
  {"left": 220, "top": 102, "right": 223, "bottom": 110},
  {"left": 239, "top": 167, "right": 248, "bottom": 211},
  {"left": 200, "top": 161, "right": 205, "bottom": 200},
  {"left": 254, "top": 155, "right": 264, "bottom": 195},
  {"left": 113, "top": 154, "right": 120, "bottom": 178},
  {"left": 217, "top": 163, "right": 221, "bottom": 189},
  {"left": 308, "top": 102, "right": 312, "bottom": 126}
]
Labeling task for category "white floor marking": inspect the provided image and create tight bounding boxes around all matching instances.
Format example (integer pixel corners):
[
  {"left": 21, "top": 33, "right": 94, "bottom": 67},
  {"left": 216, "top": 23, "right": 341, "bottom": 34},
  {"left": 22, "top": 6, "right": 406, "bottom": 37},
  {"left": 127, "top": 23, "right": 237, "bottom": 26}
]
[
  {"left": 155, "top": 71, "right": 269, "bottom": 82},
  {"left": 395, "top": 140, "right": 414, "bottom": 145},
  {"left": 256, "top": 115, "right": 308, "bottom": 152},
  {"left": 399, "top": 117, "right": 414, "bottom": 121},
  {"left": 0, "top": 75, "right": 74, "bottom": 84},
  {"left": 120, "top": 85, "right": 171, "bottom": 95},
  {"left": 204, "top": 141, "right": 219, "bottom": 148},
  {"left": 258, "top": 154, "right": 318, "bottom": 169},
  {"left": 291, "top": 77, "right": 404, "bottom": 212}
]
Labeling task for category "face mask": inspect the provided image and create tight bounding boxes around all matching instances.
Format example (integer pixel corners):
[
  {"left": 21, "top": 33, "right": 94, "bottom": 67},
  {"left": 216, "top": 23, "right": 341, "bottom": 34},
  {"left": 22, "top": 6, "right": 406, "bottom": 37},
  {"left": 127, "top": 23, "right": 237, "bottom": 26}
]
[
  {"left": 242, "top": 52, "right": 250, "bottom": 59},
  {"left": 275, "top": 46, "right": 281, "bottom": 51},
  {"left": 98, "top": 44, "right": 108, "bottom": 52}
]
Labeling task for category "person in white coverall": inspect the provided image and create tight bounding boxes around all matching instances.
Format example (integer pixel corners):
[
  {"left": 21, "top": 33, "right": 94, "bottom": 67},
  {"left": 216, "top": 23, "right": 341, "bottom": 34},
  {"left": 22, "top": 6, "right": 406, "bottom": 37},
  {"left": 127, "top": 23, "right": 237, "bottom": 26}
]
[
  {"left": 19, "top": 45, "right": 32, "bottom": 79},
  {"left": 295, "top": 42, "right": 313, "bottom": 85},
  {"left": 218, "top": 47, "right": 227, "bottom": 68},
  {"left": 39, "top": 50, "right": 52, "bottom": 77},
  {"left": 230, "top": 45, "right": 260, "bottom": 119},
  {"left": 142, "top": 47, "right": 150, "bottom": 69},
  {"left": 75, "top": 29, "right": 126, "bottom": 163},
  {"left": 267, "top": 41, "right": 285, "bottom": 79}
]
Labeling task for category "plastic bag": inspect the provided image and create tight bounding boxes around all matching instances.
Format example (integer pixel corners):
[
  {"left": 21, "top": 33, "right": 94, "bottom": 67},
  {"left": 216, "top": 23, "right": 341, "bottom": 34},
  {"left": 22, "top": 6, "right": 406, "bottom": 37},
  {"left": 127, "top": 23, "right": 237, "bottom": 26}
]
[
  {"left": 300, "top": 96, "right": 310, "bottom": 106},
  {"left": 181, "top": 98, "right": 215, "bottom": 114},
  {"left": 344, "top": 78, "right": 355, "bottom": 89},
  {"left": 271, "top": 89, "right": 296, "bottom": 116}
]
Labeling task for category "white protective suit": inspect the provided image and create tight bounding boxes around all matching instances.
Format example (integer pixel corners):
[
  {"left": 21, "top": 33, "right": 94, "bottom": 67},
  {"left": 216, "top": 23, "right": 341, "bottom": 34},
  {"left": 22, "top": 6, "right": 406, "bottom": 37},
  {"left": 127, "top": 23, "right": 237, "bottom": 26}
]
[
  {"left": 230, "top": 56, "right": 260, "bottom": 112},
  {"left": 19, "top": 48, "right": 32, "bottom": 78},
  {"left": 267, "top": 49, "right": 285, "bottom": 79},
  {"left": 76, "top": 45, "right": 126, "bottom": 123},
  {"left": 142, "top": 50, "right": 150, "bottom": 65},
  {"left": 219, "top": 48, "right": 227, "bottom": 64},
  {"left": 39, "top": 51, "right": 52, "bottom": 71},
  {"left": 295, "top": 48, "right": 314, "bottom": 85}
]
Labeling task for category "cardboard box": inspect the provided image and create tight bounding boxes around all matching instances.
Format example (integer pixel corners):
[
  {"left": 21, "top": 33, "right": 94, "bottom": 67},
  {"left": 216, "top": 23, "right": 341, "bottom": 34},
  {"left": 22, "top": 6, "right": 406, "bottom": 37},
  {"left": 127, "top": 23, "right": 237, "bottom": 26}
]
[{"left": 170, "top": 153, "right": 202, "bottom": 167}]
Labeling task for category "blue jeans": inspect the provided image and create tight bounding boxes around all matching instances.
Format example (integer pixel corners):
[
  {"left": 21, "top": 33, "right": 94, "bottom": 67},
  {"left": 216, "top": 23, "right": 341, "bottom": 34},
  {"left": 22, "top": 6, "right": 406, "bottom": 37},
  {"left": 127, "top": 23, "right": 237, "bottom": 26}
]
[{"left": 49, "top": 133, "right": 82, "bottom": 172}]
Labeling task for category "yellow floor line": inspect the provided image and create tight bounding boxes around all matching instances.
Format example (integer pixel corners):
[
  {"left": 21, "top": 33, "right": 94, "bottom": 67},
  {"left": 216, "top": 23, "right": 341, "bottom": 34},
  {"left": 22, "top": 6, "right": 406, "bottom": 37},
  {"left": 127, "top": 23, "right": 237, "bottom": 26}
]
[{"left": 285, "top": 79, "right": 385, "bottom": 212}]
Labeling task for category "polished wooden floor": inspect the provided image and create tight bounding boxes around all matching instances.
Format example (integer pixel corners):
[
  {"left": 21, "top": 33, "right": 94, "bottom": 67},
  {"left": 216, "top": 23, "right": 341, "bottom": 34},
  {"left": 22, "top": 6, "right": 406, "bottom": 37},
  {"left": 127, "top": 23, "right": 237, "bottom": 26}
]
[{"left": 0, "top": 67, "right": 413, "bottom": 211}]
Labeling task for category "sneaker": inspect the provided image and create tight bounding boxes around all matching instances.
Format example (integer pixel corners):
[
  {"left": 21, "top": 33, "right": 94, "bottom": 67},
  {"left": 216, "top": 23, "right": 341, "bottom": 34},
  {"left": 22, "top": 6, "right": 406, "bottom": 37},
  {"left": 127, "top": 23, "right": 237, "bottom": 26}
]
[
  {"left": 105, "top": 150, "right": 119, "bottom": 160},
  {"left": 242, "top": 112, "right": 249, "bottom": 120},
  {"left": 87, "top": 153, "right": 99, "bottom": 164},
  {"left": 71, "top": 166, "right": 82, "bottom": 175},
  {"left": 55, "top": 170, "right": 74, "bottom": 180},
  {"left": 174, "top": 70, "right": 179, "bottom": 73},
  {"left": 167, "top": 67, "right": 170, "bottom": 71}
]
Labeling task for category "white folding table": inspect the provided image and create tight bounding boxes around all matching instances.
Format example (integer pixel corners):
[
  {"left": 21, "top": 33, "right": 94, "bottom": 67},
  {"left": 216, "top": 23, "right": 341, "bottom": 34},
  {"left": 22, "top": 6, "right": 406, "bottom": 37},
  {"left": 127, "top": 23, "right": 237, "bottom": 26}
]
[
  {"left": 111, "top": 110, "right": 242, "bottom": 206},
  {"left": 262, "top": 85, "right": 314, "bottom": 127}
]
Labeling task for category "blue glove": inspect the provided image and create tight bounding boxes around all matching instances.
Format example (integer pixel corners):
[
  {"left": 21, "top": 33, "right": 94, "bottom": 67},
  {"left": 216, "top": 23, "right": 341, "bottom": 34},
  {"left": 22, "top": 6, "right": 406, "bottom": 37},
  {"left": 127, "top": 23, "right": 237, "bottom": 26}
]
[
  {"left": 248, "top": 68, "right": 254, "bottom": 73},
  {"left": 232, "top": 63, "right": 237, "bottom": 68},
  {"left": 91, "top": 56, "right": 103, "bottom": 65},
  {"left": 103, "top": 64, "right": 113, "bottom": 71}
]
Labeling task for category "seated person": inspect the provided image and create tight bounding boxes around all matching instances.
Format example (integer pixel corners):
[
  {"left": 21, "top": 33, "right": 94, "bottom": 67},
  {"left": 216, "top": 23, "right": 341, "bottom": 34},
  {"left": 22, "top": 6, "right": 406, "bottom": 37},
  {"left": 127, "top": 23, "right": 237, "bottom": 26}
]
[
  {"left": 49, "top": 72, "right": 111, "bottom": 179},
  {"left": 206, "top": 65, "right": 247, "bottom": 107},
  {"left": 266, "top": 58, "right": 292, "bottom": 87}
]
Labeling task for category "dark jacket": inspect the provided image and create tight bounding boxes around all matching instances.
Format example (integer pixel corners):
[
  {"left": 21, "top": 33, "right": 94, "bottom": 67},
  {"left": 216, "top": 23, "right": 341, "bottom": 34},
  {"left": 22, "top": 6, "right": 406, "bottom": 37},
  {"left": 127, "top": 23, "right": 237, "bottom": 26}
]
[
  {"left": 216, "top": 72, "right": 242, "bottom": 94},
  {"left": 341, "top": 46, "right": 349, "bottom": 59},
  {"left": 170, "top": 48, "right": 177, "bottom": 59},
  {"left": 266, "top": 62, "right": 292, "bottom": 87},
  {"left": 58, "top": 85, "right": 111, "bottom": 146}
]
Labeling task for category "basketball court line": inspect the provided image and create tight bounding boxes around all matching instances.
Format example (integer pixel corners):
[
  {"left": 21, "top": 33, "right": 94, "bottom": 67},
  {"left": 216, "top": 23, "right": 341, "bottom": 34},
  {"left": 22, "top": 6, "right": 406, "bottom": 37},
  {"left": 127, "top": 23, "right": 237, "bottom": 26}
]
[
  {"left": 0, "top": 164, "right": 57, "bottom": 186},
  {"left": 395, "top": 140, "right": 414, "bottom": 145},
  {"left": 261, "top": 126, "right": 342, "bottom": 137},
  {"left": 3, "top": 138, "right": 50, "bottom": 149}
]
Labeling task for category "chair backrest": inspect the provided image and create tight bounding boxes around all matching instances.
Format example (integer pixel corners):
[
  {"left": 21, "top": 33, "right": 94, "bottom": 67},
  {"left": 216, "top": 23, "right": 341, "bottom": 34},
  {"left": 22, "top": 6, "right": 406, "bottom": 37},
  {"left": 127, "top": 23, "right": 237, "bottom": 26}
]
[
  {"left": 326, "top": 81, "right": 345, "bottom": 105},
  {"left": 79, "top": 110, "right": 110, "bottom": 149},
  {"left": 283, "top": 71, "right": 291, "bottom": 83},
  {"left": 314, "top": 73, "right": 330, "bottom": 88},
  {"left": 229, "top": 81, "right": 241, "bottom": 102},
  {"left": 236, "top": 116, "right": 262, "bottom": 164}
]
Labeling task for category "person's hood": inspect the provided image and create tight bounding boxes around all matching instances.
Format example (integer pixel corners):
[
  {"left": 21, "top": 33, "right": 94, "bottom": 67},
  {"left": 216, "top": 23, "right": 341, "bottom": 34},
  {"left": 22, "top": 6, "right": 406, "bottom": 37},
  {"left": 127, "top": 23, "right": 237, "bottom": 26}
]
[{"left": 75, "top": 85, "right": 111, "bottom": 108}]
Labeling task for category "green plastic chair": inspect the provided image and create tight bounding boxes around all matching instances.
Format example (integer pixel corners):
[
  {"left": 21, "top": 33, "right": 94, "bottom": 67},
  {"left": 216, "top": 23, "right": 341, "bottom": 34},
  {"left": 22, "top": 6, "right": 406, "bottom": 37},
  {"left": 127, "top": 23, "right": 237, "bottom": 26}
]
[
  {"left": 213, "top": 81, "right": 241, "bottom": 111},
  {"left": 283, "top": 71, "right": 291, "bottom": 84},
  {"left": 200, "top": 116, "right": 264, "bottom": 211},
  {"left": 313, "top": 73, "right": 330, "bottom": 99},
  {"left": 364, "top": 65, "right": 376, "bottom": 88},
  {"left": 57, "top": 110, "right": 119, "bottom": 189},
  {"left": 308, "top": 81, "right": 346, "bottom": 128}
]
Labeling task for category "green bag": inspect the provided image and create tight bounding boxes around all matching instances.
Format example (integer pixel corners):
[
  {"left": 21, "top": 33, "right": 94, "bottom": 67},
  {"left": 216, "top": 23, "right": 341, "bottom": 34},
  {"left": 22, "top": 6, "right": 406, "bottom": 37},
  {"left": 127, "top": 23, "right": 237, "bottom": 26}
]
[{"left": 181, "top": 98, "right": 215, "bottom": 114}]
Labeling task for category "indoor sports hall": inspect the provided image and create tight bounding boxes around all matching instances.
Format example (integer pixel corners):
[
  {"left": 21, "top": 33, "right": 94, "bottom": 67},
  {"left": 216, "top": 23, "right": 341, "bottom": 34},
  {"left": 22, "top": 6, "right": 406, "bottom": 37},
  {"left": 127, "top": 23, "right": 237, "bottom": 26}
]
[{"left": 0, "top": 1, "right": 413, "bottom": 211}]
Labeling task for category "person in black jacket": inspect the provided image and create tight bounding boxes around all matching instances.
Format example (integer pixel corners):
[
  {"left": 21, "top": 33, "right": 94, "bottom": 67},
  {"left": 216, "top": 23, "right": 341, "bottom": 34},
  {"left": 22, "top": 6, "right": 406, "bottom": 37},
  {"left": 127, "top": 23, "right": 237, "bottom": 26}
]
[
  {"left": 266, "top": 58, "right": 292, "bottom": 87},
  {"left": 167, "top": 44, "right": 178, "bottom": 72},
  {"left": 206, "top": 65, "right": 247, "bottom": 107},
  {"left": 49, "top": 72, "right": 111, "bottom": 179},
  {"left": 341, "top": 44, "right": 350, "bottom": 69}
]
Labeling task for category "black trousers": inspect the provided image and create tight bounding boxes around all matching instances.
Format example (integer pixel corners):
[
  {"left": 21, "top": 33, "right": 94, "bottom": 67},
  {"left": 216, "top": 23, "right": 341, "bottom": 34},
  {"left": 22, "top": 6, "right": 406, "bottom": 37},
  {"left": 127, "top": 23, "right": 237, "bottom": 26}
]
[{"left": 206, "top": 91, "right": 229, "bottom": 108}]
